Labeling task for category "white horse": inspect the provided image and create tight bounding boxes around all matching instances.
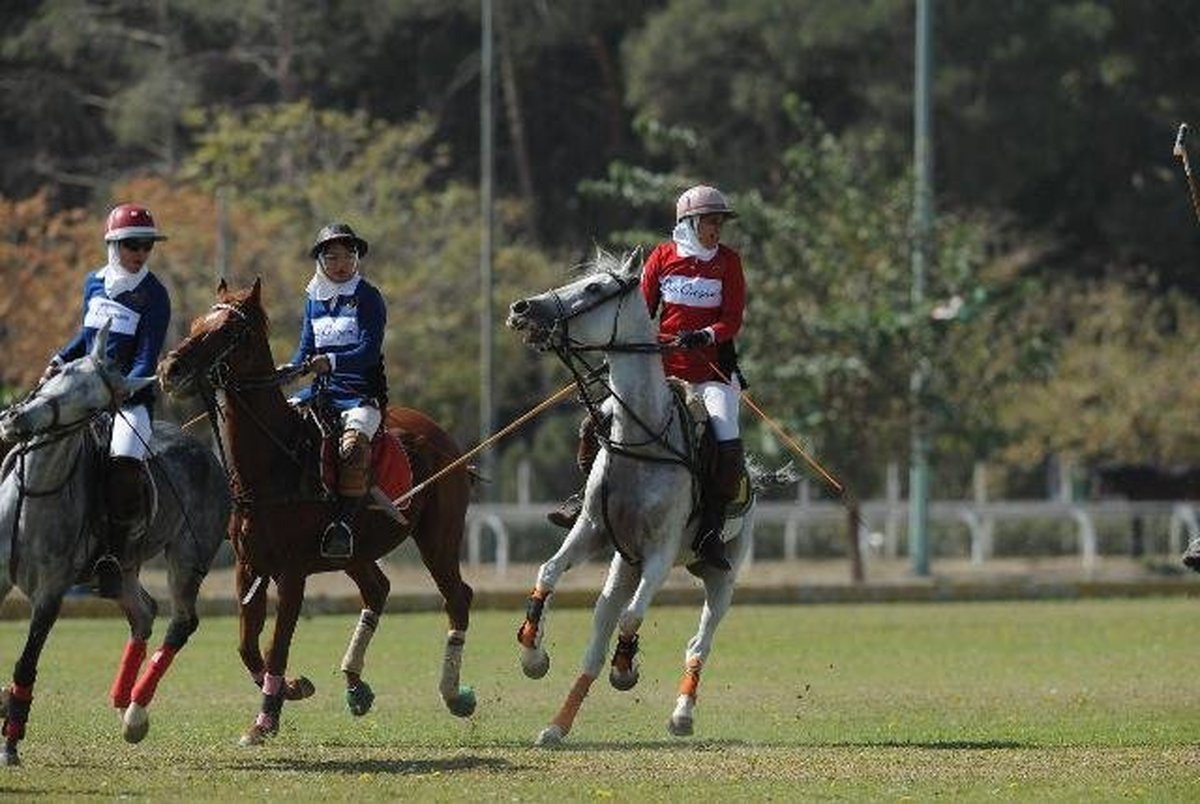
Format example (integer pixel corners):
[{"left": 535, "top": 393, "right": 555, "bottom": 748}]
[
  {"left": 506, "top": 250, "right": 791, "bottom": 746},
  {"left": 0, "top": 325, "right": 229, "bottom": 765}
]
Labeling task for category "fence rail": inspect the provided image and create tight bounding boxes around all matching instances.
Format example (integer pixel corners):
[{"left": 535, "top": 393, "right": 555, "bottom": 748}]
[{"left": 465, "top": 499, "right": 1200, "bottom": 576}]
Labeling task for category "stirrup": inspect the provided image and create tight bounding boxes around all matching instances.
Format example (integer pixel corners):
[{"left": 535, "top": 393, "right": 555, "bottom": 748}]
[
  {"left": 547, "top": 492, "right": 583, "bottom": 529},
  {"left": 321, "top": 520, "right": 354, "bottom": 559},
  {"left": 94, "top": 555, "right": 123, "bottom": 599}
]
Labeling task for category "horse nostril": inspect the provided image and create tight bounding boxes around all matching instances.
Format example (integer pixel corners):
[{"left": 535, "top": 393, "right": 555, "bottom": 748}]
[{"left": 510, "top": 300, "right": 529, "bottom": 315}]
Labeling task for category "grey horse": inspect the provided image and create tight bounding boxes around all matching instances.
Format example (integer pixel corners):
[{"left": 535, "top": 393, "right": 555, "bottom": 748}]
[
  {"left": 507, "top": 250, "right": 795, "bottom": 746},
  {"left": 0, "top": 325, "right": 229, "bottom": 765}
]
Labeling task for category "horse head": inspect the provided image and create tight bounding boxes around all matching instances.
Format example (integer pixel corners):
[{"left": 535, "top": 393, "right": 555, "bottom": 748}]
[
  {"left": 506, "top": 249, "right": 647, "bottom": 353},
  {"left": 0, "top": 321, "right": 154, "bottom": 442},
  {"left": 158, "top": 277, "right": 271, "bottom": 399}
]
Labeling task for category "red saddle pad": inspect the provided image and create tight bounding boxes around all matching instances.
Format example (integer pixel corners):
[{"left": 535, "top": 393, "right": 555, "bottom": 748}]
[{"left": 321, "top": 430, "right": 414, "bottom": 510}]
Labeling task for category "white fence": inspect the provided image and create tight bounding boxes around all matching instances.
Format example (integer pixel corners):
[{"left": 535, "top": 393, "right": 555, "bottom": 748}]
[{"left": 465, "top": 497, "right": 1200, "bottom": 576}]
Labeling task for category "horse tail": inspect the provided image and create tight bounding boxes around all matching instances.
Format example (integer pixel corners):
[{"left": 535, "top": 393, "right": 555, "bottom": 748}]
[{"left": 747, "top": 457, "right": 802, "bottom": 494}]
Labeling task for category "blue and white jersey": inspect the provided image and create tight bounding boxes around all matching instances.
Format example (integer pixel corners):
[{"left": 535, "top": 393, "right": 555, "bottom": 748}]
[
  {"left": 58, "top": 269, "right": 171, "bottom": 409},
  {"left": 290, "top": 278, "right": 387, "bottom": 411}
]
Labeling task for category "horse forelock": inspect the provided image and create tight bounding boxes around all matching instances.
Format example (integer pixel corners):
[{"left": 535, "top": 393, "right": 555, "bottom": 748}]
[{"left": 583, "top": 248, "right": 642, "bottom": 282}]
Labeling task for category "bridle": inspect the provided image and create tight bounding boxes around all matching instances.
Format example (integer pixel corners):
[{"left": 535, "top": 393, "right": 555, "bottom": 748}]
[
  {"left": 539, "top": 270, "right": 691, "bottom": 468},
  {"left": 179, "top": 300, "right": 308, "bottom": 506}
]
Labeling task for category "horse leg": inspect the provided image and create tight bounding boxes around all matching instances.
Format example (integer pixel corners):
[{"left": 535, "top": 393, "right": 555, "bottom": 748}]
[
  {"left": 1, "top": 595, "right": 63, "bottom": 766},
  {"left": 535, "top": 554, "right": 638, "bottom": 747},
  {"left": 235, "top": 561, "right": 315, "bottom": 703},
  {"left": 109, "top": 583, "right": 157, "bottom": 743},
  {"left": 339, "top": 562, "right": 389, "bottom": 717},
  {"left": 609, "top": 550, "right": 674, "bottom": 692},
  {"left": 517, "top": 520, "right": 605, "bottom": 680},
  {"left": 669, "top": 528, "right": 749, "bottom": 737},
  {"left": 240, "top": 572, "right": 306, "bottom": 747},
  {"left": 413, "top": 526, "right": 477, "bottom": 717},
  {"left": 122, "top": 562, "right": 206, "bottom": 744}
]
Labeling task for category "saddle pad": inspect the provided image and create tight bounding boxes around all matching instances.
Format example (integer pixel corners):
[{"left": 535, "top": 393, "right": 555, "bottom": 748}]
[
  {"left": 372, "top": 430, "right": 414, "bottom": 510},
  {"left": 321, "top": 430, "right": 414, "bottom": 510}
]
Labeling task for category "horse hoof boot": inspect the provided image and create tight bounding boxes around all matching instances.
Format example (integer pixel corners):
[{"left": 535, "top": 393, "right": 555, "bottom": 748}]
[
  {"left": 668, "top": 714, "right": 694, "bottom": 737},
  {"left": 445, "top": 686, "right": 477, "bottom": 718},
  {"left": 521, "top": 648, "right": 550, "bottom": 679},
  {"left": 1, "top": 746, "right": 19, "bottom": 767},
  {"left": 122, "top": 702, "right": 150, "bottom": 744},
  {"left": 346, "top": 682, "right": 375, "bottom": 717},
  {"left": 610, "top": 666, "right": 639, "bottom": 691},
  {"left": 535, "top": 724, "right": 565, "bottom": 747},
  {"left": 239, "top": 724, "right": 270, "bottom": 747},
  {"left": 286, "top": 676, "right": 316, "bottom": 700}
]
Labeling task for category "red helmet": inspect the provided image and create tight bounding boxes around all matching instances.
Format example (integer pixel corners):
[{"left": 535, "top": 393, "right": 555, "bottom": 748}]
[
  {"left": 675, "top": 185, "right": 737, "bottom": 222},
  {"left": 104, "top": 203, "right": 167, "bottom": 242}
]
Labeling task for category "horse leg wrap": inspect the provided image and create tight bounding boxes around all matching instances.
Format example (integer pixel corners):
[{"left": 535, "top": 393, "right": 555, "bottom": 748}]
[
  {"left": 612, "top": 633, "right": 639, "bottom": 674},
  {"left": 131, "top": 646, "right": 178, "bottom": 707},
  {"left": 439, "top": 630, "right": 466, "bottom": 700},
  {"left": 255, "top": 673, "right": 284, "bottom": 733},
  {"left": 340, "top": 609, "right": 379, "bottom": 677},
  {"left": 111, "top": 639, "right": 147, "bottom": 709},
  {"left": 551, "top": 673, "right": 594, "bottom": 735},
  {"left": 2, "top": 684, "right": 32, "bottom": 741},
  {"left": 518, "top": 589, "right": 549, "bottom": 648},
  {"left": 678, "top": 657, "right": 704, "bottom": 699}
]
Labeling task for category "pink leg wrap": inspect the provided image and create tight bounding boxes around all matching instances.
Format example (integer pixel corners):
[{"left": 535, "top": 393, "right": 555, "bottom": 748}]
[
  {"left": 261, "top": 673, "right": 283, "bottom": 696},
  {"left": 130, "top": 646, "right": 178, "bottom": 707},
  {"left": 111, "top": 639, "right": 148, "bottom": 709}
]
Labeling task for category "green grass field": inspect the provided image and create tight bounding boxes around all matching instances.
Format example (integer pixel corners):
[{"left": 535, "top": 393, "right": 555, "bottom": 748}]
[{"left": 0, "top": 598, "right": 1197, "bottom": 801}]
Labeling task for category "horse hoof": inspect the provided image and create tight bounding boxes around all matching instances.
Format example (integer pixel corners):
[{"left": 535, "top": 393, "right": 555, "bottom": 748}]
[
  {"left": 535, "top": 724, "right": 564, "bottom": 747},
  {"left": 521, "top": 648, "right": 550, "bottom": 679},
  {"left": 238, "top": 724, "right": 271, "bottom": 747},
  {"left": 346, "top": 682, "right": 375, "bottom": 717},
  {"left": 1, "top": 749, "right": 19, "bottom": 767},
  {"left": 609, "top": 668, "right": 639, "bottom": 691},
  {"left": 445, "top": 686, "right": 476, "bottom": 718},
  {"left": 122, "top": 702, "right": 150, "bottom": 744},
  {"left": 286, "top": 676, "right": 316, "bottom": 701},
  {"left": 668, "top": 715, "right": 694, "bottom": 737}
]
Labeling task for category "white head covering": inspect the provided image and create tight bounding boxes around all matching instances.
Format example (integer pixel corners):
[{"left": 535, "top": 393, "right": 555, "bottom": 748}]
[
  {"left": 305, "top": 260, "right": 362, "bottom": 301},
  {"left": 672, "top": 218, "right": 718, "bottom": 261},
  {"left": 101, "top": 242, "right": 149, "bottom": 297}
]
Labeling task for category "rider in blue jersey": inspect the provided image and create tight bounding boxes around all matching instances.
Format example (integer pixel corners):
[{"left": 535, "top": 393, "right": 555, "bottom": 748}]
[
  {"left": 288, "top": 223, "right": 387, "bottom": 559},
  {"left": 42, "top": 203, "right": 171, "bottom": 597}
]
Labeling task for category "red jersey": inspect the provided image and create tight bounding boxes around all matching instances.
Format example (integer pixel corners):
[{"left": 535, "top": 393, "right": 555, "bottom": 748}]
[{"left": 641, "top": 241, "right": 746, "bottom": 383}]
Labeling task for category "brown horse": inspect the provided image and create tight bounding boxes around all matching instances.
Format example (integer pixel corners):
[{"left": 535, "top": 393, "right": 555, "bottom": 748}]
[{"left": 157, "top": 278, "right": 475, "bottom": 745}]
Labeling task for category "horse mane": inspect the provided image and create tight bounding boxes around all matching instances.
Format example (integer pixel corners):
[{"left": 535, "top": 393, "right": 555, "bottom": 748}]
[
  {"left": 582, "top": 248, "right": 642, "bottom": 281},
  {"left": 224, "top": 283, "right": 271, "bottom": 335}
]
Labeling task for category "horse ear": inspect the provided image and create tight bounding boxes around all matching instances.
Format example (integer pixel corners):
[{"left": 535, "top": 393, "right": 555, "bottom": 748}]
[
  {"left": 90, "top": 319, "right": 112, "bottom": 362},
  {"left": 217, "top": 278, "right": 228, "bottom": 296},
  {"left": 621, "top": 247, "right": 644, "bottom": 278},
  {"left": 249, "top": 276, "right": 262, "bottom": 306}
]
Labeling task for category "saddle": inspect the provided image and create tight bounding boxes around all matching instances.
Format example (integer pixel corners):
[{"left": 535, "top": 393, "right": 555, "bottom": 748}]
[{"left": 316, "top": 415, "right": 415, "bottom": 513}]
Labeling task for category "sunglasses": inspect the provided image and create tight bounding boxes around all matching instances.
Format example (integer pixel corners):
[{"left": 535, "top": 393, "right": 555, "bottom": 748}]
[{"left": 120, "top": 239, "right": 155, "bottom": 253}]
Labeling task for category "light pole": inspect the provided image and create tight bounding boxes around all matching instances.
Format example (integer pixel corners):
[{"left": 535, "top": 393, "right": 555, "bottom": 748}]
[
  {"left": 909, "top": 0, "right": 933, "bottom": 576},
  {"left": 479, "top": 0, "right": 496, "bottom": 501}
]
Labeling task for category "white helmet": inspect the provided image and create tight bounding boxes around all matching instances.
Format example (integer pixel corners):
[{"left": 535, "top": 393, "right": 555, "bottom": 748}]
[{"left": 675, "top": 184, "right": 736, "bottom": 222}]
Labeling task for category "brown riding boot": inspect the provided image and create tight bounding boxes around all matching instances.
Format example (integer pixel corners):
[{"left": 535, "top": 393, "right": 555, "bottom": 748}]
[
  {"left": 547, "top": 416, "right": 601, "bottom": 529},
  {"left": 323, "top": 428, "right": 369, "bottom": 559},
  {"left": 691, "top": 439, "right": 744, "bottom": 571},
  {"left": 97, "top": 456, "right": 146, "bottom": 598}
]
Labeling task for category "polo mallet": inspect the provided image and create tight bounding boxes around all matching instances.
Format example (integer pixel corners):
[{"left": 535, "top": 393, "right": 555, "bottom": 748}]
[{"left": 1173, "top": 123, "right": 1200, "bottom": 225}]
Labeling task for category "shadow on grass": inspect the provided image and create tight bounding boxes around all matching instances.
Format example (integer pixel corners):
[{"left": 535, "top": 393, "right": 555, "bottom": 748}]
[
  {"left": 527, "top": 738, "right": 1032, "bottom": 751},
  {"left": 229, "top": 755, "right": 519, "bottom": 775}
]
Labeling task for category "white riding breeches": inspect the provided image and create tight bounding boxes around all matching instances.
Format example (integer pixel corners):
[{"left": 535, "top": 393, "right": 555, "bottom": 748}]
[
  {"left": 110, "top": 404, "right": 152, "bottom": 460},
  {"left": 342, "top": 404, "right": 382, "bottom": 440},
  {"left": 693, "top": 376, "right": 742, "bottom": 441}
]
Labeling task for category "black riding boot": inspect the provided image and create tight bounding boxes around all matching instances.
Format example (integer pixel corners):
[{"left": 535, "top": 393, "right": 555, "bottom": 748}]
[
  {"left": 547, "top": 415, "right": 601, "bottom": 529},
  {"left": 97, "top": 456, "right": 145, "bottom": 599},
  {"left": 690, "top": 439, "right": 744, "bottom": 571}
]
